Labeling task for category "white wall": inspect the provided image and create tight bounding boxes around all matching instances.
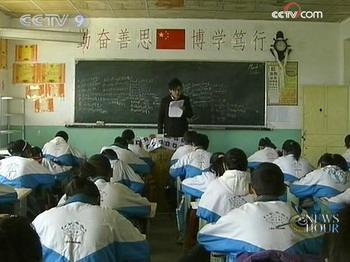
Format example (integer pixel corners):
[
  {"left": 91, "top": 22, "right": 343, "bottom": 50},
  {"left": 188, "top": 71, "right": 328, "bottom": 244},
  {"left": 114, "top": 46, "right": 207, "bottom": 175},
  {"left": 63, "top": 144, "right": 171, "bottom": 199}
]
[
  {"left": 7, "top": 18, "right": 342, "bottom": 129},
  {"left": 0, "top": 12, "right": 10, "bottom": 97}
]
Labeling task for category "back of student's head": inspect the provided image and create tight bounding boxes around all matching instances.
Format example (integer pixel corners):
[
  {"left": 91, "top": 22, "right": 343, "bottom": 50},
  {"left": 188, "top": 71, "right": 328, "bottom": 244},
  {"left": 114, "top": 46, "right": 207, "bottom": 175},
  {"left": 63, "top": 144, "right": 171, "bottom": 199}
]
[
  {"left": 251, "top": 162, "right": 285, "bottom": 197},
  {"left": 192, "top": 133, "right": 209, "bottom": 150},
  {"left": 80, "top": 161, "right": 97, "bottom": 179},
  {"left": 7, "top": 140, "right": 31, "bottom": 157},
  {"left": 168, "top": 78, "right": 182, "bottom": 90},
  {"left": 209, "top": 152, "right": 225, "bottom": 177},
  {"left": 183, "top": 131, "right": 197, "bottom": 145},
  {"left": 258, "top": 137, "right": 276, "bottom": 149},
  {"left": 0, "top": 215, "right": 42, "bottom": 262},
  {"left": 121, "top": 129, "right": 135, "bottom": 144},
  {"left": 101, "top": 149, "right": 118, "bottom": 160},
  {"left": 345, "top": 135, "right": 350, "bottom": 148},
  {"left": 318, "top": 153, "right": 348, "bottom": 171},
  {"left": 30, "top": 146, "right": 43, "bottom": 162},
  {"left": 282, "top": 139, "right": 301, "bottom": 161},
  {"left": 114, "top": 136, "right": 128, "bottom": 149},
  {"left": 225, "top": 148, "right": 247, "bottom": 171},
  {"left": 65, "top": 176, "right": 100, "bottom": 205},
  {"left": 55, "top": 130, "right": 69, "bottom": 142},
  {"left": 323, "top": 205, "right": 350, "bottom": 262},
  {"left": 87, "top": 154, "right": 112, "bottom": 180}
]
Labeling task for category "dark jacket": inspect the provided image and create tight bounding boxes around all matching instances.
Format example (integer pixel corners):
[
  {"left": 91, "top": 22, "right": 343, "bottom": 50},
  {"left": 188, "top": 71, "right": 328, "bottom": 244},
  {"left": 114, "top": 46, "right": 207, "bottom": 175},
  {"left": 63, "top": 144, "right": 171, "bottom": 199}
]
[{"left": 158, "top": 94, "right": 193, "bottom": 137}]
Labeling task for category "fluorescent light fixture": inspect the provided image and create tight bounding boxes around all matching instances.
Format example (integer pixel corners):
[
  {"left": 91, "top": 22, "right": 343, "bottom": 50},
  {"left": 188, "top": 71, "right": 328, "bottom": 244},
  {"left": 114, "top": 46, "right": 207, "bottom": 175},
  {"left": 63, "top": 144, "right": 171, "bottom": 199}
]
[{"left": 0, "top": 28, "right": 83, "bottom": 43}]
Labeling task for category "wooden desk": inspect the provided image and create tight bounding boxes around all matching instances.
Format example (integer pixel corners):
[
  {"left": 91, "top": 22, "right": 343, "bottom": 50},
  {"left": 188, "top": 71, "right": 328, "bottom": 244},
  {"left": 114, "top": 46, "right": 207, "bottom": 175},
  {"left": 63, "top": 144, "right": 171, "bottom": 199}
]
[{"left": 14, "top": 188, "right": 32, "bottom": 217}]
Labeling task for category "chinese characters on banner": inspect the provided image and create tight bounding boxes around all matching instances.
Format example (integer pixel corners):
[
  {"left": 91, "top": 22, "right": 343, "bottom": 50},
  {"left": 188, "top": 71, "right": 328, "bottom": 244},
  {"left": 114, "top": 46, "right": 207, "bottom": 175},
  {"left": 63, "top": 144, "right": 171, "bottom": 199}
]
[
  {"left": 77, "top": 28, "right": 267, "bottom": 52},
  {"left": 267, "top": 61, "right": 298, "bottom": 105}
]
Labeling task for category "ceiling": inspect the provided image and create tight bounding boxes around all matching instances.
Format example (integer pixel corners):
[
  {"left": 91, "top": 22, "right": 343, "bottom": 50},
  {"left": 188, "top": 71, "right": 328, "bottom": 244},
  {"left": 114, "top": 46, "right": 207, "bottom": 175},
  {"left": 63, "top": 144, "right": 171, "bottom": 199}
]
[{"left": 0, "top": 0, "right": 349, "bottom": 22}]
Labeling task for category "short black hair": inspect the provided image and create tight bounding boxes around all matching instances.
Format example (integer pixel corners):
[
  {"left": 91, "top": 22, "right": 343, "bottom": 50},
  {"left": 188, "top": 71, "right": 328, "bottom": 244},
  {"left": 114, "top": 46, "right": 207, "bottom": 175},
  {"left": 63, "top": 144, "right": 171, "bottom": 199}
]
[
  {"left": 0, "top": 215, "right": 42, "bottom": 262},
  {"left": 192, "top": 133, "right": 209, "bottom": 150},
  {"left": 65, "top": 176, "right": 100, "bottom": 205},
  {"left": 318, "top": 153, "right": 348, "bottom": 171},
  {"left": 258, "top": 137, "right": 276, "bottom": 149},
  {"left": 114, "top": 136, "right": 128, "bottom": 149},
  {"left": 101, "top": 149, "right": 118, "bottom": 160},
  {"left": 168, "top": 78, "right": 182, "bottom": 90},
  {"left": 55, "top": 130, "right": 69, "bottom": 142},
  {"left": 30, "top": 146, "right": 43, "bottom": 159},
  {"left": 282, "top": 139, "right": 301, "bottom": 161},
  {"left": 209, "top": 152, "right": 225, "bottom": 177},
  {"left": 183, "top": 131, "right": 197, "bottom": 145},
  {"left": 79, "top": 161, "right": 97, "bottom": 179},
  {"left": 251, "top": 162, "right": 285, "bottom": 197},
  {"left": 7, "top": 140, "right": 31, "bottom": 157},
  {"left": 87, "top": 154, "right": 112, "bottom": 180},
  {"left": 122, "top": 129, "right": 135, "bottom": 143},
  {"left": 225, "top": 148, "right": 247, "bottom": 171}
]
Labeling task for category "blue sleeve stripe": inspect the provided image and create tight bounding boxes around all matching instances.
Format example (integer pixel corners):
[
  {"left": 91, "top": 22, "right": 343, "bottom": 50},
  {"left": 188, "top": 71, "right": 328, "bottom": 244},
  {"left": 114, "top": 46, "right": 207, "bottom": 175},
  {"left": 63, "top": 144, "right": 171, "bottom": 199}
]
[
  {"left": 182, "top": 184, "right": 203, "bottom": 198},
  {"left": 185, "top": 165, "right": 204, "bottom": 179},
  {"left": 42, "top": 245, "right": 70, "bottom": 262},
  {"left": 328, "top": 202, "right": 345, "bottom": 214},
  {"left": 197, "top": 233, "right": 264, "bottom": 254},
  {"left": 285, "top": 236, "right": 323, "bottom": 255},
  {"left": 290, "top": 184, "right": 341, "bottom": 199},
  {"left": 284, "top": 173, "right": 298, "bottom": 183},
  {"left": 128, "top": 163, "right": 151, "bottom": 175},
  {"left": 169, "top": 166, "right": 185, "bottom": 179},
  {"left": 248, "top": 162, "right": 261, "bottom": 169},
  {"left": 0, "top": 192, "right": 18, "bottom": 203},
  {"left": 196, "top": 206, "right": 221, "bottom": 223},
  {"left": 128, "top": 182, "right": 145, "bottom": 194},
  {"left": 44, "top": 154, "right": 82, "bottom": 167},
  {"left": 116, "top": 205, "right": 151, "bottom": 219},
  {"left": 141, "top": 157, "right": 154, "bottom": 168},
  {"left": 0, "top": 173, "right": 55, "bottom": 189},
  {"left": 54, "top": 171, "right": 72, "bottom": 183}
]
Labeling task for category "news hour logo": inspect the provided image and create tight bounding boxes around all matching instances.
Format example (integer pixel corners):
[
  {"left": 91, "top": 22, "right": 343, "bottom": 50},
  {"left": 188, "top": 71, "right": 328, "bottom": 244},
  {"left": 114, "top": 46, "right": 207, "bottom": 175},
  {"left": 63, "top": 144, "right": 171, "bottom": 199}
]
[
  {"left": 289, "top": 213, "right": 339, "bottom": 234},
  {"left": 20, "top": 14, "right": 88, "bottom": 28},
  {"left": 272, "top": 2, "right": 323, "bottom": 20}
]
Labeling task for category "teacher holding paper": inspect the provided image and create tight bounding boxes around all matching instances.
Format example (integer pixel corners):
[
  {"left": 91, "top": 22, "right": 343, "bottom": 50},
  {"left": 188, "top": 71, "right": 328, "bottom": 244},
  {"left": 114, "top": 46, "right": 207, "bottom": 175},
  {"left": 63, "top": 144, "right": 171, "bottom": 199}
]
[{"left": 158, "top": 78, "right": 193, "bottom": 137}]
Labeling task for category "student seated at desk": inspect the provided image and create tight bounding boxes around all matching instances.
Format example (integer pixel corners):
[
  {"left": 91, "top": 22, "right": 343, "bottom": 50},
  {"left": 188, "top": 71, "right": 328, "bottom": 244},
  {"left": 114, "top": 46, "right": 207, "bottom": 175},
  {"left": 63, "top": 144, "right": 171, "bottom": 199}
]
[
  {"left": 102, "top": 149, "right": 145, "bottom": 194},
  {"left": 42, "top": 131, "right": 84, "bottom": 168},
  {"left": 0, "top": 184, "right": 18, "bottom": 214},
  {"left": 273, "top": 139, "right": 314, "bottom": 185},
  {"left": 181, "top": 152, "right": 225, "bottom": 199},
  {"left": 101, "top": 136, "right": 151, "bottom": 176},
  {"left": 197, "top": 148, "right": 254, "bottom": 223},
  {"left": 198, "top": 163, "right": 323, "bottom": 261},
  {"left": 320, "top": 187, "right": 350, "bottom": 214},
  {"left": 33, "top": 176, "right": 150, "bottom": 262},
  {"left": 290, "top": 153, "right": 350, "bottom": 201},
  {"left": 0, "top": 140, "right": 55, "bottom": 190},
  {"left": 342, "top": 134, "right": 350, "bottom": 169},
  {"left": 247, "top": 137, "right": 279, "bottom": 169},
  {"left": 122, "top": 129, "right": 154, "bottom": 168},
  {"left": 170, "top": 130, "right": 197, "bottom": 165},
  {"left": 170, "top": 133, "right": 211, "bottom": 180}
]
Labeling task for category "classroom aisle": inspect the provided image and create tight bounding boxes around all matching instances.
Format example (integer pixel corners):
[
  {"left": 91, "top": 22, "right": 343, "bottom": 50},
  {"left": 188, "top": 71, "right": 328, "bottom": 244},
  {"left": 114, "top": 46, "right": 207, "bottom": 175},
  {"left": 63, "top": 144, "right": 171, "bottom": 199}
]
[{"left": 148, "top": 212, "right": 183, "bottom": 262}]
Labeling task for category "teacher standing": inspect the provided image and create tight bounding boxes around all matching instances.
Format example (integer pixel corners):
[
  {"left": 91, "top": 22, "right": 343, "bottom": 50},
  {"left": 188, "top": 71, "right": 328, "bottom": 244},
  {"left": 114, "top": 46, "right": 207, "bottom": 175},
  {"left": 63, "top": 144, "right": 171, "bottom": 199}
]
[{"left": 158, "top": 78, "right": 193, "bottom": 137}]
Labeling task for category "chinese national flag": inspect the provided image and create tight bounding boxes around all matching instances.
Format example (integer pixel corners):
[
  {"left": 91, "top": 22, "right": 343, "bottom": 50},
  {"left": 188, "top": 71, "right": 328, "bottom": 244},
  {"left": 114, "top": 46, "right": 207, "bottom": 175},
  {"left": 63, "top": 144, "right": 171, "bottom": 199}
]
[{"left": 156, "top": 29, "right": 185, "bottom": 50}]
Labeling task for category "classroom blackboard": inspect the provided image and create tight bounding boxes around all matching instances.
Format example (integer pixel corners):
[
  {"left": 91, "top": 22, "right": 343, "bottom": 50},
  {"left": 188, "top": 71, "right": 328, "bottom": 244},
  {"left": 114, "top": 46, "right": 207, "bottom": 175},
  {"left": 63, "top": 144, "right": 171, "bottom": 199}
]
[{"left": 74, "top": 60, "right": 266, "bottom": 127}]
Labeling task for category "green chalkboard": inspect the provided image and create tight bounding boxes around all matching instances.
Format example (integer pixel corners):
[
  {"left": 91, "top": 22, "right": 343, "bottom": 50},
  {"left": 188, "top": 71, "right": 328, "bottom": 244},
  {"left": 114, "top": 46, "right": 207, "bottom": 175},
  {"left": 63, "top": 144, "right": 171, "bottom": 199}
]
[{"left": 74, "top": 60, "right": 266, "bottom": 127}]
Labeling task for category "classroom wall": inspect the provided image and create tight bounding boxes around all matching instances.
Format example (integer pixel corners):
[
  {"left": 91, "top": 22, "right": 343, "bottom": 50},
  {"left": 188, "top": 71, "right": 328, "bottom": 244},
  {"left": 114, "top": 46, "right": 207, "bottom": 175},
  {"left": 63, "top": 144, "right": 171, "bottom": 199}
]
[{"left": 6, "top": 18, "right": 342, "bottom": 156}]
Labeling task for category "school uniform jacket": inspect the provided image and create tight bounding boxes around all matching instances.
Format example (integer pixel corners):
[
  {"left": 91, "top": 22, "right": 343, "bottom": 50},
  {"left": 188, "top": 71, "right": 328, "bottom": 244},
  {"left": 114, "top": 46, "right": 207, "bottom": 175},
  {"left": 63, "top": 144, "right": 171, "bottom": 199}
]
[
  {"left": 273, "top": 154, "right": 314, "bottom": 184},
  {"left": 42, "top": 137, "right": 84, "bottom": 167},
  {"left": 0, "top": 184, "right": 17, "bottom": 204},
  {"left": 322, "top": 187, "right": 350, "bottom": 213},
  {"left": 100, "top": 145, "right": 150, "bottom": 175},
  {"left": 128, "top": 144, "right": 154, "bottom": 168},
  {"left": 33, "top": 199, "right": 150, "bottom": 262},
  {"left": 42, "top": 158, "right": 72, "bottom": 183},
  {"left": 170, "top": 144, "right": 195, "bottom": 165},
  {"left": 181, "top": 170, "right": 216, "bottom": 198},
  {"left": 198, "top": 201, "right": 322, "bottom": 261},
  {"left": 110, "top": 159, "right": 144, "bottom": 194},
  {"left": 290, "top": 165, "right": 350, "bottom": 199},
  {"left": 0, "top": 156, "right": 55, "bottom": 189},
  {"left": 247, "top": 147, "right": 279, "bottom": 169},
  {"left": 169, "top": 148, "right": 212, "bottom": 180},
  {"left": 197, "top": 170, "right": 255, "bottom": 223}
]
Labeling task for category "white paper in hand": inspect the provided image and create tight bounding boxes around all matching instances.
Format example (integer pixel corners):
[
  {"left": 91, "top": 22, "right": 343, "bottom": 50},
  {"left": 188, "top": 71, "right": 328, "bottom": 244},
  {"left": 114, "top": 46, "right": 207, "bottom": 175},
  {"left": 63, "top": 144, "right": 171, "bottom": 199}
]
[{"left": 168, "top": 100, "right": 184, "bottom": 118}]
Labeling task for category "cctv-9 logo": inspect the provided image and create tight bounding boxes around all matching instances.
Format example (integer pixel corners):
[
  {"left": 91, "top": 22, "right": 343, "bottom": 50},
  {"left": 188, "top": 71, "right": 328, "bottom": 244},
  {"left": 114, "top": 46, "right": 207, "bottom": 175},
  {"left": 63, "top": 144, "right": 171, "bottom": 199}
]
[{"left": 20, "top": 14, "right": 87, "bottom": 28}]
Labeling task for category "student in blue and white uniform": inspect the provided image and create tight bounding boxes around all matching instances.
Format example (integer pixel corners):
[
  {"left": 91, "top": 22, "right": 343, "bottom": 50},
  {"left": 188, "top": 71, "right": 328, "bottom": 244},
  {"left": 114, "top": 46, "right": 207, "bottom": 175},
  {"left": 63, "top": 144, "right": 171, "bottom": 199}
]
[
  {"left": 170, "top": 130, "right": 197, "bottom": 165},
  {"left": 342, "top": 134, "right": 350, "bottom": 169},
  {"left": 102, "top": 148, "right": 144, "bottom": 194},
  {"left": 101, "top": 136, "right": 151, "bottom": 176},
  {"left": 42, "top": 131, "right": 84, "bottom": 168},
  {"left": 198, "top": 163, "right": 322, "bottom": 261},
  {"left": 0, "top": 140, "right": 55, "bottom": 190},
  {"left": 169, "top": 133, "right": 211, "bottom": 180},
  {"left": 33, "top": 176, "right": 150, "bottom": 262},
  {"left": 181, "top": 152, "right": 225, "bottom": 199},
  {"left": 320, "top": 188, "right": 350, "bottom": 214},
  {"left": 247, "top": 137, "right": 279, "bottom": 169},
  {"left": 197, "top": 148, "right": 255, "bottom": 223},
  {"left": 290, "top": 153, "right": 350, "bottom": 201},
  {"left": 273, "top": 139, "right": 314, "bottom": 185},
  {"left": 122, "top": 129, "right": 154, "bottom": 168}
]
